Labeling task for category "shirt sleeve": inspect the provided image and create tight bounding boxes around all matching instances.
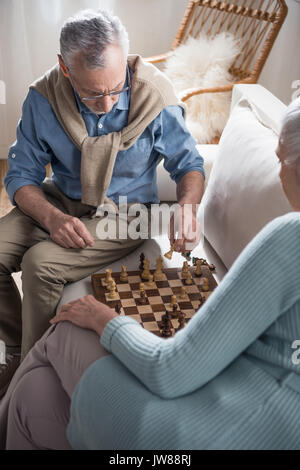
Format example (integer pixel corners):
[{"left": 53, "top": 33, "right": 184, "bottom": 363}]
[
  {"left": 153, "top": 105, "right": 205, "bottom": 183},
  {"left": 100, "top": 213, "right": 300, "bottom": 399},
  {"left": 4, "top": 89, "right": 52, "bottom": 206}
]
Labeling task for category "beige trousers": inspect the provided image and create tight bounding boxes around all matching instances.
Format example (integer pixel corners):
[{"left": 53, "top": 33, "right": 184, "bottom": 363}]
[
  {"left": 0, "top": 321, "right": 109, "bottom": 449},
  {"left": 0, "top": 180, "right": 146, "bottom": 361}
]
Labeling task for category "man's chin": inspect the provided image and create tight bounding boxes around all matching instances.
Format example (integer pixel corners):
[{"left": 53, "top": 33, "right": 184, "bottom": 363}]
[
  {"left": 85, "top": 105, "right": 106, "bottom": 115},
  {"left": 91, "top": 109, "right": 106, "bottom": 115}
]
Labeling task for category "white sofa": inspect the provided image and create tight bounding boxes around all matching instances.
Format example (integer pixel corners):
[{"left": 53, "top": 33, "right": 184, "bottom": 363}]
[{"left": 13, "top": 83, "right": 292, "bottom": 307}]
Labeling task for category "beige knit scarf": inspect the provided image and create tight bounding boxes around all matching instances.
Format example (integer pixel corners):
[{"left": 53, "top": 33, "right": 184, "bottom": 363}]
[{"left": 30, "top": 54, "right": 185, "bottom": 208}]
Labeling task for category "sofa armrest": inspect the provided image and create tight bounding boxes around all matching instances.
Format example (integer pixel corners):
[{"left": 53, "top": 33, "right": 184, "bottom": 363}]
[{"left": 231, "top": 84, "right": 287, "bottom": 135}]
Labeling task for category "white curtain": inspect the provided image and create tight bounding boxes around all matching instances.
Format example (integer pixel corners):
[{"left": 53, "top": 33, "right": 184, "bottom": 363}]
[{"left": 0, "top": 0, "right": 188, "bottom": 159}]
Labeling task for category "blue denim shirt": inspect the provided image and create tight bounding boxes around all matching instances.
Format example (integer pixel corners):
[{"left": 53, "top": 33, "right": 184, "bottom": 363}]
[{"left": 4, "top": 68, "right": 205, "bottom": 206}]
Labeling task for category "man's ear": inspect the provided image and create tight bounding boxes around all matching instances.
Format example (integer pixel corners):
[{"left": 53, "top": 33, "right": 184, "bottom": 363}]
[{"left": 57, "top": 54, "right": 69, "bottom": 78}]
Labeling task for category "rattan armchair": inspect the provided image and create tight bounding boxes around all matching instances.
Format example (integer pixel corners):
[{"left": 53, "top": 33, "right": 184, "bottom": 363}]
[{"left": 144, "top": 0, "right": 287, "bottom": 102}]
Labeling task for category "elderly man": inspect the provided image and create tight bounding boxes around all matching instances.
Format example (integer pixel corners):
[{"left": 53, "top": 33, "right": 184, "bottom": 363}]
[{"left": 0, "top": 9, "right": 204, "bottom": 395}]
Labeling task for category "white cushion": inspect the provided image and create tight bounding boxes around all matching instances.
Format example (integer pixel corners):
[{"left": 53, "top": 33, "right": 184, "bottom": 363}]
[
  {"left": 231, "top": 84, "right": 287, "bottom": 135},
  {"left": 199, "top": 90, "right": 293, "bottom": 270}
]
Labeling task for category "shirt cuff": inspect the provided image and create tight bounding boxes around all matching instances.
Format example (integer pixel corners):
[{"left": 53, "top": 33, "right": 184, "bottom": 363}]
[
  {"left": 100, "top": 315, "right": 142, "bottom": 352},
  {"left": 5, "top": 179, "right": 42, "bottom": 206}
]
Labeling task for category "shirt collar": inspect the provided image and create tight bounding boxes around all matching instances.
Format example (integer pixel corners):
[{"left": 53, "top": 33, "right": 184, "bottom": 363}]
[{"left": 73, "top": 67, "right": 131, "bottom": 116}]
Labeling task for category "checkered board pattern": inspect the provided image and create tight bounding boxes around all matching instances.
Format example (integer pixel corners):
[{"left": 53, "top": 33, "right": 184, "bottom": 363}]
[{"left": 91, "top": 266, "right": 218, "bottom": 337}]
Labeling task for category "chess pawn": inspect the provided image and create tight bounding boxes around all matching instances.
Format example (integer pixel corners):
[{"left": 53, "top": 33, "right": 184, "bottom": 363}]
[
  {"left": 103, "top": 268, "right": 113, "bottom": 286},
  {"left": 154, "top": 271, "right": 164, "bottom": 281},
  {"left": 170, "top": 294, "right": 178, "bottom": 307},
  {"left": 139, "top": 290, "right": 147, "bottom": 305},
  {"left": 185, "top": 271, "right": 193, "bottom": 285},
  {"left": 141, "top": 259, "right": 151, "bottom": 280},
  {"left": 164, "top": 243, "right": 175, "bottom": 260},
  {"left": 139, "top": 282, "right": 145, "bottom": 291},
  {"left": 201, "top": 277, "right": 209, "bottom": 291},
  {"left": 195, "top": 260, "right": 202, "bottom": 277},
  {"left": 154, "top": 257, "right": 164, "bottom": 281},
  {"left": 120, "top": 265, "right": 128, "bottom": 282},
  {"left": 157, "top": 256, "right": 164, "bottom": 270},
  {"left": 179, "top": 286, "right": 188, "bottom": 300},
  {"left": 177, "top": 311, "right": 186, "bottom": 330},
  {"left": 146, "top": 274, "right": 155, "bottom": 288},
  {"left": 171, "top": 303, "right": 179, "bottom": 318},
  {"left": 108, "top": 280, "right": 118, "bottom": 299},
  {"left": 181, "top": 261, "right": 189, "bottom": 279},
  {"left": 138, "top": 282, "right": 147, "bottom": 305}
]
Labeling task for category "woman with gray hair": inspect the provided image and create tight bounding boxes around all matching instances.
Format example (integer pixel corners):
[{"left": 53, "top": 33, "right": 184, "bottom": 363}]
[
  {"left": 0, "top": 103, "right": 300, "bottom": 449},
  {"left": 276, "top": 97, "right": 300, "bottom": 210}
]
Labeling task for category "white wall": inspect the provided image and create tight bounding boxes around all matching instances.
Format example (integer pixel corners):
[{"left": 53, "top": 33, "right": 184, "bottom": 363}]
[
  {"left": 259, "top": 0, "right": 300, "bottom": 105},
  {"left": 0, "top": 0, "right": 188, "bottom": 159},
  {"left": 0, "top": 0, "right": 299, "bottom": 160}
]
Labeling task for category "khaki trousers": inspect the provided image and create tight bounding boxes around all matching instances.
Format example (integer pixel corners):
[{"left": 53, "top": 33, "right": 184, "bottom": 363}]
[{"left": 0, "top": 180, "right": 146, "bottom": 361}]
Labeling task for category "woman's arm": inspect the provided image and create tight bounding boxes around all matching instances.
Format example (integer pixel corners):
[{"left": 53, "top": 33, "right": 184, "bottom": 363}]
[{"left": 98, "top": 212, "right": 300, "bottom": 399}]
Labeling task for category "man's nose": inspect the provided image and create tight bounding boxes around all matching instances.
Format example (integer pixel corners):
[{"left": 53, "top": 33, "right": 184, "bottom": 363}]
[{"left": 101, "top": 95, "right": 114, "bottom": 113}]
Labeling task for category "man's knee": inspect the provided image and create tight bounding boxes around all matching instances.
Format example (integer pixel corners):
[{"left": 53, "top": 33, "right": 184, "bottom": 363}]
[
  {"left": 0, "top": 249, "right": 22, "bottom": 276},
  {"left": 20, "top": 242, "right": 62, "bottom": 283}
]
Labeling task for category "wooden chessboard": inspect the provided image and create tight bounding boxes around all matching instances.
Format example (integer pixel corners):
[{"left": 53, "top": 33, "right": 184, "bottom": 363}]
[{"left": 91, "top": 263, "right": 218, "bottom": 338}]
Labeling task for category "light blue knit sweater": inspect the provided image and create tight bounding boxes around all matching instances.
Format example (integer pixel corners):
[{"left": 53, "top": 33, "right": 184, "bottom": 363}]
[{"left": 67, "top": 212, "right": 300, "bottom": 449}]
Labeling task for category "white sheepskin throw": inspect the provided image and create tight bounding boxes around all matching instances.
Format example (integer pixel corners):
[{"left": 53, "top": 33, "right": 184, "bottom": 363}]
[{"left": 164, "top": 33, "right": 240, "bottom": 143}]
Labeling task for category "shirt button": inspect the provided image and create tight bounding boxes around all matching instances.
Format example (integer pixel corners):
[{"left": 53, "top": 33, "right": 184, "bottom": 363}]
[
  {"left": 98, "top": 123, "right": 103, "bottom": 129},
  {"left": 11, "top": 153, "right": 16, "bottom": 159}
]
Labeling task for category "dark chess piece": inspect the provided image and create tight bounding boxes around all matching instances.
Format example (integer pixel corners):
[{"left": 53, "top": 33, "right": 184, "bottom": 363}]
[
  {"left": 161, "top": 311, "right": 173, "bottom": 337},
  {"left": 192, "top": 257, "right": 216, "bottom": 271},
  {"left": 171, "top": 303, "right": 179, "bottom": 318},
  {"left": 177, "top": 311, "right": 186, "bottom": 330},
  {"left": 138, "top": 289, "right": 147, "bottom": 305},
  {"left": 139, "top": 252, "right": 145, "bottom": 271},
  {"left": 115, "top": 302, "right": 121, "bottom": 314}
]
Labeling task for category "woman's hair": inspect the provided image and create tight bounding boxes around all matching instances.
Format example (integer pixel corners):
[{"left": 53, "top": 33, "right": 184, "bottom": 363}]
[
  {"left": 60, "top": 9, "right": 129, "bottom": 72},
  {"left": 279, "top": 96, "right": 300, "bottom": 166}
]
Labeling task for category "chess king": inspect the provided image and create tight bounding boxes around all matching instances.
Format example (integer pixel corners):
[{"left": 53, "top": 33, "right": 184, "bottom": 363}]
[{"left": 0, "top": 8, "right": 204, "bottom": 383}]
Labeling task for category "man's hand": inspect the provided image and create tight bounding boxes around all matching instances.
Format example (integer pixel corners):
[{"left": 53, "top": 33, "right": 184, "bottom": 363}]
[
  {"left": 47, "top": 213, "right": 94, "bottom": 249},
  {"left": 14, "top": 185, "right": 94, "bottom": 249},
  {"left": 169, "top": 171, "right": 204, "bottom": 255},
  {"left": 169, "top": 204, "right": 202, "bottom": 255},
  {"left": 50, "top": 295, "right": 118, "bottom": 336}
]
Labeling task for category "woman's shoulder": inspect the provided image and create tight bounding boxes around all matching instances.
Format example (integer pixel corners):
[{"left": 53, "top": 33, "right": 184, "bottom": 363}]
[
  {"left": 254, "top": 211, "right": 300, "bottom": 252},
  {"left": 266, "top": 212, "right": 300, "bottom": 230}
]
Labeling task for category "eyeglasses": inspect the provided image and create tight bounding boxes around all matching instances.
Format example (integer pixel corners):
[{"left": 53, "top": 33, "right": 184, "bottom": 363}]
[{"left": 67, "top": 65, "right": 131, "bottom": 102}]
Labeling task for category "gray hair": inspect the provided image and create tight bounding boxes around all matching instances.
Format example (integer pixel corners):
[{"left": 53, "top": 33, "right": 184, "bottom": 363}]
[
  {"left": 279, "top": 96, "right": 300, "bottom": 166},
  {"left": 60, "top": 9, "right": 129, "bottom": 71}
]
